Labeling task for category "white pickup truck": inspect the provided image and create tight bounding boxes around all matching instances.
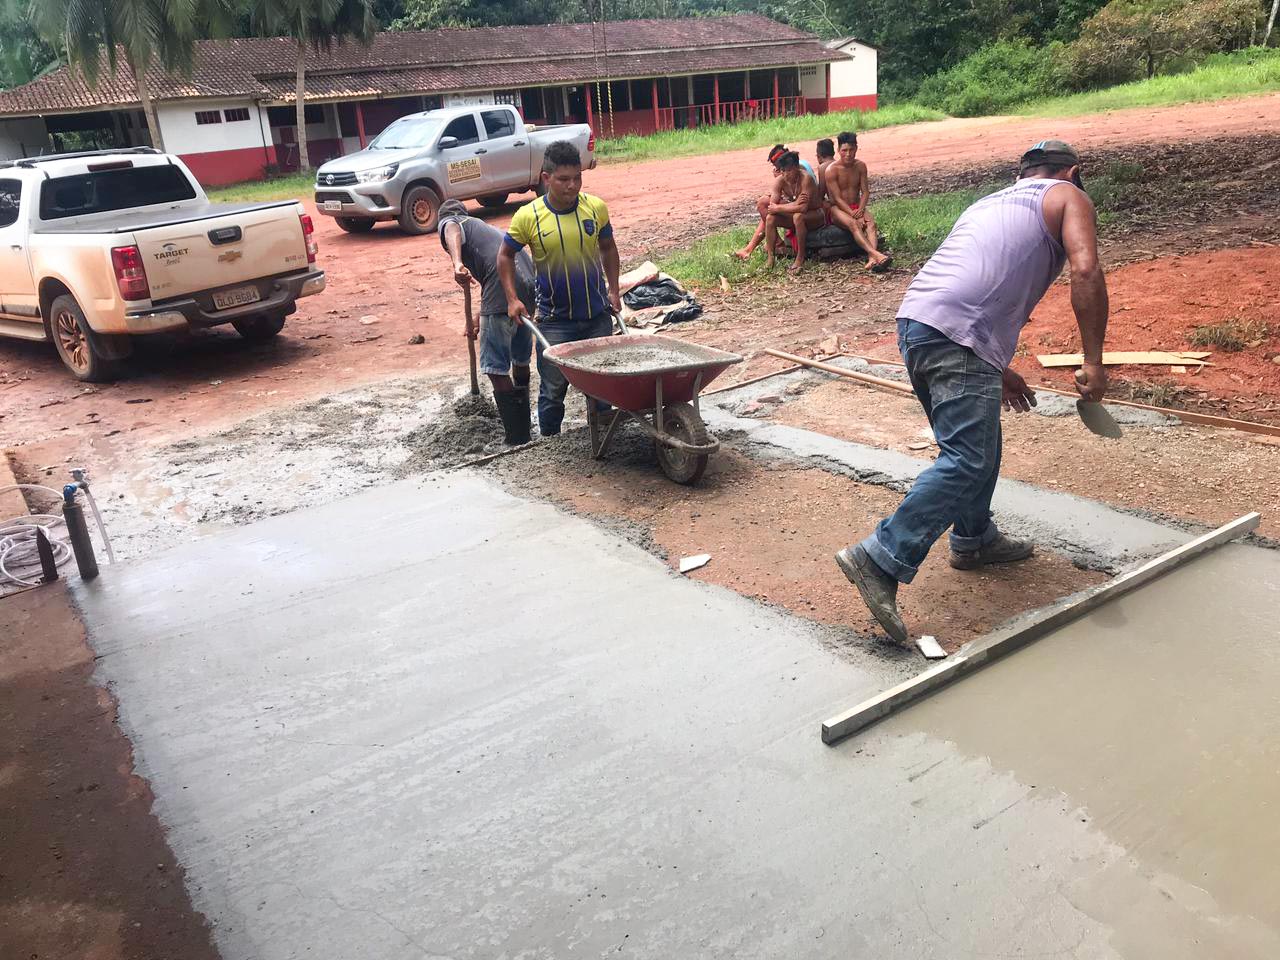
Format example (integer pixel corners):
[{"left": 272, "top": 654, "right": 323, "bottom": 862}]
[
  {"left": 313, "top": 104, "right": 595, "bottom": 234},
  {"left": 0, "top": 148, "right": 326, "bottom": 381}
]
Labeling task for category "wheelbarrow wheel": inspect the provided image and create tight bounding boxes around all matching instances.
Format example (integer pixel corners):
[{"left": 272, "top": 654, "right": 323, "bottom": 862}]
[{"left": 655, "top": 401, "right": 710, "bottom": 484}]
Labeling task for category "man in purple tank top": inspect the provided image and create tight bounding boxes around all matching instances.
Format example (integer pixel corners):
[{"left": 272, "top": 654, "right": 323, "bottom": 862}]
[{"left": 835, "top": 141, "right": 1110, "bottom": 645}]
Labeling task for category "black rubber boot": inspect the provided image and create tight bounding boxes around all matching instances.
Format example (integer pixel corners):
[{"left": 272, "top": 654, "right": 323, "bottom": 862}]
[{"left": 494, "top": 388, "right": 531, "bottom": 446}]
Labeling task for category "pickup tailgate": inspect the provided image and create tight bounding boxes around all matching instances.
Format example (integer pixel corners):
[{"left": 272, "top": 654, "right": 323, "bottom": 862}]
[{"left": 132, "top": 203, "right": 309, "bottom": 302}]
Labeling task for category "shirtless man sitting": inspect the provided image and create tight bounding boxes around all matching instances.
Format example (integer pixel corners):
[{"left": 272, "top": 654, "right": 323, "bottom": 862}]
[
  {"left": 733, "top": 144, "right": 818, "bottom": 261},
  {"left": 816, "top": 137, "right": 835, "bottom": 194},
  {"left": 764, "top": 150, "right": 827, "bottom": 273},
  {"left": 826, "top": 131, "right": 892, "bottom": 271}
]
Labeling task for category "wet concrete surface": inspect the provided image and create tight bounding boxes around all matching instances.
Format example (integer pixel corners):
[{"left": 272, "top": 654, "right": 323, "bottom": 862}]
[
  {"left": 71, "top": 472, "right": 1277, "bottom": 958},
  {"left": 706, "top": 372, "right": 1193, "bottom": 572},
  {"left": 888, "top": 542, "right": 1280, "bottom": 958}
]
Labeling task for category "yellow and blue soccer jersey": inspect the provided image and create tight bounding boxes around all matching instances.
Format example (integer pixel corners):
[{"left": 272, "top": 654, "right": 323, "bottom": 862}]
[{"left": 504, "top": 193, "right": 613, "bottom": 322}]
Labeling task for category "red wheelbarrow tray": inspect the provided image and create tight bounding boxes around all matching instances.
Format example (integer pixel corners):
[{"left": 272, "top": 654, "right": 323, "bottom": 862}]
[{"left": 544, "top": 333, "right": 743, "bottom": 411}]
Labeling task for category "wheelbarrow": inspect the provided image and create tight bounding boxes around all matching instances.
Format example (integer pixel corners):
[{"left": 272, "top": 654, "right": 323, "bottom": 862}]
[{"left": 522, "top": 316, "right": 743, "bottom": 484}]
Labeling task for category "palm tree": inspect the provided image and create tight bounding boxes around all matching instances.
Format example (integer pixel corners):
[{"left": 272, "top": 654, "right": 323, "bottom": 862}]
[
  {"left": 30, "top": 0, "right": 234, "bottom": 153},
  {"left": 249, "top": 0, "right": 377, "bottom": 173}
]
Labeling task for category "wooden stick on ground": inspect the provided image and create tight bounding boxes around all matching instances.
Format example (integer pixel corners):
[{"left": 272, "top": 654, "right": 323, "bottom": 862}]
[
  {"left": 702, "top": 352, "right": 847, "bottom": 397},
  {"left": 821, "top": 512, "right": 1262, "bottom": 746},
  {"left": 832, "top": 352, "right": 1280, "bottom": 440},
  {"left": 762, "top": 349, "right": 913, "bottom": 395}
]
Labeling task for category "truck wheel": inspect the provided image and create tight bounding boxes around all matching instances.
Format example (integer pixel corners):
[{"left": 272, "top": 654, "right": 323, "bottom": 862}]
[
  {"left": 399, "top": 186, "right": 441, "bottom": 235},
  {"left": 335, "top": 217, "right": 375, "bottom": 234},
  {"left": 233, "top": 313, "right": 286, "bottom": 342},
  {"left": 478, "top": 193, "right": 509, "bottom": 209},
  {"left": 49, "top": 293, "right": 126, "bottom": 382}
]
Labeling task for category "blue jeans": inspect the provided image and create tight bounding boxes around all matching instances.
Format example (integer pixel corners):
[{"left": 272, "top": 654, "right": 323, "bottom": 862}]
[
  {"left": 478, "top": 313, "right": 532, "bottom": 376},
  {"left": 859, "top": 319, "right": 1004, "bottom": 584},
  {"left": 535, "top": 312, "right": 614, "bottom": 436}
]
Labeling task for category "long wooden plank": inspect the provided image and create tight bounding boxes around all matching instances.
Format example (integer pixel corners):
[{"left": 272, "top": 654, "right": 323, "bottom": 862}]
[
  {"left": 1037, "top": 351, "right": 1210, "bottom": 368},
  {"left": 703, "top": 353, "right": 845, "bottom": 398},
  {"left": 837, "top": 352, "right": 1280, "bottom": 440},
  {"left": 762, "top": 349, "right": 913, "bottom": 395},
  {"left": 821, "top": 512, "right": 1262, "bottom": 745}
]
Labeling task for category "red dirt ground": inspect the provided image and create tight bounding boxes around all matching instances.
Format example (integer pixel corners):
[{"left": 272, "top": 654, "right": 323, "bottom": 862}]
[
  {"left": 5, "top": 93, "right": 1280, "bottom": 464},
  {"left": 0, "top": 583, "right": 219, "bottom": 960},
  {"left": 1022, "top": 247, "right": 1280, "bottom": 405}
]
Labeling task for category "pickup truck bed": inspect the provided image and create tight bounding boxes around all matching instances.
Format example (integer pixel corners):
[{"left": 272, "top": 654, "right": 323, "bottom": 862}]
[{"left": 32, "top": 200, "right": 299, "bottom": 234}]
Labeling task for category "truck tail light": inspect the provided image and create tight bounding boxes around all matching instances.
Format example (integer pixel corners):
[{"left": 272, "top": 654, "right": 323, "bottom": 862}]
[
  {"left": 300, "top": 213, "right": 318, "bottom": 263},
  {"left": 111, "top": 245, "right": 150, "bottom": 301},
  {"left": 587, "top": 133, "right": 596, "bottom": 153}
]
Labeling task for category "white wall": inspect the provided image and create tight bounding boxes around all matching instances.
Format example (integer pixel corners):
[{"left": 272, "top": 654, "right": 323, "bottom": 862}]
[
  {"left": 0, "top": 116, "right": 50, "bottom": 159},
  {"left": 829, "top": 41, "right": 879, "bottom": 98},
  {"left": 799, "top": 65, "right": 826, "bottom": 99},
  {"left": 444, "top": 92, "right": 495, "bottom": 107},
  {"left": 157, "top": 99, "right": 268, "bottom": 153}
]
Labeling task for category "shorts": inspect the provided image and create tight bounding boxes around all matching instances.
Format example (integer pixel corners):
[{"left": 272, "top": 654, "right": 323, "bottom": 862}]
[{"left": 479, "top": 313, "right": 533, "bottom": 376}]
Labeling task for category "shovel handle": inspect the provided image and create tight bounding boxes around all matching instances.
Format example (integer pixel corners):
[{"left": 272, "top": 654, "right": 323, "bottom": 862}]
[{"left": 463, "top": 283, "right": 480, "bottom": 396}]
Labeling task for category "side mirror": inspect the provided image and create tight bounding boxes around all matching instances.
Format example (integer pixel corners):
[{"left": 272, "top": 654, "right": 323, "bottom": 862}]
[{"left": 438, "top": 136, "right": 459, "bottom": 150}]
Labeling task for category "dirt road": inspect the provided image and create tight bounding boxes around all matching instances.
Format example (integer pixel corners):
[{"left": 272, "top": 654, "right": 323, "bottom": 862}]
[{"left": 5, "top": 93, "right": 1280, "bottom": 468}]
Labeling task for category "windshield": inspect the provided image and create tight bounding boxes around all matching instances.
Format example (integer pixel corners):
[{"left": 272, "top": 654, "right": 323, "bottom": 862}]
[{"left": 368, "top": 117, "right": 442, "bottom": 150}]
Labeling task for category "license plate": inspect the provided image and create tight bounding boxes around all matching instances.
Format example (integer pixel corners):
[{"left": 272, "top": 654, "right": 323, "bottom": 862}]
[
  {"left": 323, "top": 200, "right": 343, "bottom": 212},
  {"left": 212, "top": 285, "right": 262, "bottom": 311}
]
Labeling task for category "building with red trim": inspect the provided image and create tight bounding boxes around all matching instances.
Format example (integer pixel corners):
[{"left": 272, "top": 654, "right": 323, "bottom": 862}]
[{"left": 0, "top": 15, "right": 877, "bottom": 186}]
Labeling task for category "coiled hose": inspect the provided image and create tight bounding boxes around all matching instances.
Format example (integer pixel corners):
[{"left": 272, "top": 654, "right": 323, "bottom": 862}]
[{"left": 0, "top": 483, "right": 114, "bottom": 588}]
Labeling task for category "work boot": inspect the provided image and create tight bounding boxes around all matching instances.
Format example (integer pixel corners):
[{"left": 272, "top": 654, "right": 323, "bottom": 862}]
[
  {"left": 494, "top": 388, "right": 531, "bottom": 446},
  {"left": 949, "top": 533, "right": 1035, "bottom": 570},
  {"left": 835, "top": 545, "right": 909, "bottom": 645}
]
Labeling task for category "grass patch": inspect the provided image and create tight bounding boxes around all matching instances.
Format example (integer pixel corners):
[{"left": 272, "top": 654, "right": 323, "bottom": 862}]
[
  {"left": 874, "top": 187, "right": 1001, "bottom": 261},
  {"left": 1189, "top": 318, "right": 1271, "bottom": 352},
  {"left": 595, "top": 103, "right": 945, "bottom": 164},
  {"left": 659, "top": 225, "right": 761, "bottom": 288},
  {"left": 206, "top": 172, "right": 314, "bottom": 204},
  {"left": 658, "top": 186, "right": 1002, "bottom": 287},
  {"left": 1020, "top": 47, "right": 1280, "bottom": 118},
  {"left": 658, "top": 170, "right": 1138, "bottom": 288},
  {"left": 1121, "top": 380, "right": 1187, "bottom": 406}
]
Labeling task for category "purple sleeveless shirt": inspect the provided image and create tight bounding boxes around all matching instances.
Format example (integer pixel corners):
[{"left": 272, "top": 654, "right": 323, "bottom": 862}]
[{"left": 898, "top": 178, "right": 1070, "bottom": 371}]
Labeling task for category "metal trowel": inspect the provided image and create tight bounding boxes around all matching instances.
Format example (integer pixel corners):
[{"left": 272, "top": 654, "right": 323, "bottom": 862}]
[{"left": 1075, "top": 369, "right": 1123, "bottom": 438}]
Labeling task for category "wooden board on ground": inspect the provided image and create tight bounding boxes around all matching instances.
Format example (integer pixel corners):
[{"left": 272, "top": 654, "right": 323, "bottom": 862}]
[
  {"left": 821, "top": 512, "right": 1261, "bottom": 745},
  {"left": 1037, "top": 351, "right": 1212, "bottom": 368}
]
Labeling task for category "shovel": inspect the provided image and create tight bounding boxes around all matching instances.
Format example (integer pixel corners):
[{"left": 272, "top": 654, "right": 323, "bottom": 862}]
[{"left": 1075, "top": 369, "right": 1122, "bottom": 439}]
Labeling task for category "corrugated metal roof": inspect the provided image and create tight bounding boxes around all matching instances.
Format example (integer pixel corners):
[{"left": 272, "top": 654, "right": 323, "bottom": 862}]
[{"left": 0, "top": 15, "right": 845, "bottom": 117}]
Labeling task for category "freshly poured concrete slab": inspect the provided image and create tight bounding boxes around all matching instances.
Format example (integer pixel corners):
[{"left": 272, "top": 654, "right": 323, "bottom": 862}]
[
  {"left": 73, "top": 474, "right": 1272, "bottom": 958},
  {"left": 886, "top": 543, "right": 1280, "bottom": 958}
]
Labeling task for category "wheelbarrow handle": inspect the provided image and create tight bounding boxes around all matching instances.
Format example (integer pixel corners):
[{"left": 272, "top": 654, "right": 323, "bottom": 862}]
[
  {"left": 518, "top": 310, "right": 630, "bottom": 352},
  {"left": 518, "top": 314, "right": 554, "bottom": 352}
]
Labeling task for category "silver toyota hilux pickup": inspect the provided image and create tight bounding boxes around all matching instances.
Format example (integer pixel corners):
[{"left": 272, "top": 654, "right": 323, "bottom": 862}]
[{"left": 313, "top": 104, "right": 595, "bottom": 235}]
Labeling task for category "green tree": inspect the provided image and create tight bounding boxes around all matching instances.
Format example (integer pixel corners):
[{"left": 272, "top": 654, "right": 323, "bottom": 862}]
[
  {"left": 31, "top": 0, "right": 235, "bottom": 151},
  {"left": 0, "top": 0, "right": 60, "bottom": 90},
  {"left": 1065, "top": 0, "right": 1259, "bottom": 85},
  {"left": 248, "top": 0, "right": 377, "bottom": 172}
]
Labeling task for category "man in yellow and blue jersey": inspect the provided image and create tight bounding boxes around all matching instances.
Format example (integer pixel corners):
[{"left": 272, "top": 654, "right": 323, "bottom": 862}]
[{"left": 497, "top": 141, "right": 622, "bottom": 436}]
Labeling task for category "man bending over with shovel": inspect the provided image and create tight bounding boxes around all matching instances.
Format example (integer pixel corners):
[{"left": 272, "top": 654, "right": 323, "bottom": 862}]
[
  {"left": 836, "top": 140, "right": 1110, "bottom": 644},
  {"left": 498, "top": 140, "right": 622, "bottom": 437},
  {"left": 439, "top": 199, "right": 538, "bottom": 445}
]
